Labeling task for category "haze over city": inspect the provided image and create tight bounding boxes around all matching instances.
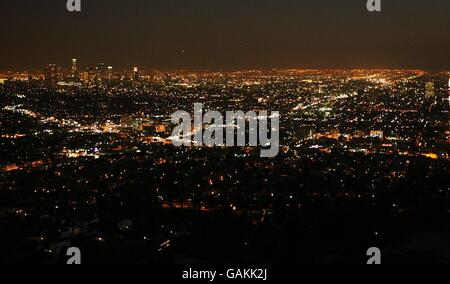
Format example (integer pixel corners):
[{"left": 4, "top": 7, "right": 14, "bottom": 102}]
[{"left": 0, "top": 0, "right": 449, "bottom": 71}]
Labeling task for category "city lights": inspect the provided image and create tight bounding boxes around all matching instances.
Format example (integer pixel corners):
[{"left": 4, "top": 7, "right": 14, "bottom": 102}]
[{"left": 1, "top": 0, "right": 449, "bottom": 267}]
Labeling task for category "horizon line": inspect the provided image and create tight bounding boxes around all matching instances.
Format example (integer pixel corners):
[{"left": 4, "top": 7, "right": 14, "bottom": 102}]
[{"left": 1, "top": 67, "right": 449, "bottom": 73}]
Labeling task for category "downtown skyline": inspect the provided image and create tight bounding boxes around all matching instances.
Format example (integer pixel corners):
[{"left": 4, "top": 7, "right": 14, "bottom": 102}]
[{"left": 1, "top": 57, "right": 450, "bottom": 74}]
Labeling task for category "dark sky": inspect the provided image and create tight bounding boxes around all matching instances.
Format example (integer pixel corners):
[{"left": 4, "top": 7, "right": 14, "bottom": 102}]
[{"left": 0, "top": 0, "right": 449, "bottom": 71}]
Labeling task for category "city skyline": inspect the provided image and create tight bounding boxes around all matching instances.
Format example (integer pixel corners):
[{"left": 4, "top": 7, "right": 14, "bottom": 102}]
[{"left": 2, "top": 57, "right": 450, "bottom": 73}]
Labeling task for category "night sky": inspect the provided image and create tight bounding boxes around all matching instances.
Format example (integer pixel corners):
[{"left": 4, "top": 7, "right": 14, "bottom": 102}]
[{"left": 0, "top": 0, "right": 449, "bottom": 71}]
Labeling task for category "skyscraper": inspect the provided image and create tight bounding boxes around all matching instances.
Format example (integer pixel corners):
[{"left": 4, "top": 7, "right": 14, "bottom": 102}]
[
  {"left": 133, "top": 67, "right": 139, "bottom": 81},
  {"left": 107, "top": 66, "right": 113, "bottom": 80},
  {"left": 96, "top": 63, "right": 107, "bottom": 81},
  {"left": 71, "top": 59, "right": 79, "bottom": 80},
  {"left": 71, "top": 59, "right": 77, "bottom": 74},
  {"left": 45, "top": 64, "right": 58, "bottom": 85}
]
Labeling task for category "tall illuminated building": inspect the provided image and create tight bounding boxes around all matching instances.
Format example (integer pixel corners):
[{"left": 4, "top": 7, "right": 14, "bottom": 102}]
[
  {"left": 96, "top": 63, "right": 107, "bottom": 81},
  {"left": 57, "top": 66, "right": 62, "bottom": 82},
  {"left": 71, "top": 59, "right": 77, "bottom": 74},
  {"left": 133, "top": 67, "right": 139, "bottom": 81},
  {"left": 45, "top": 64, "right": 58, "bottom": 85},
  {"left": 107, "top": 66, "right": 113, "bottom": 80},
  {"left": 71, "top": 59, "right": 79, "bottom": 80}
]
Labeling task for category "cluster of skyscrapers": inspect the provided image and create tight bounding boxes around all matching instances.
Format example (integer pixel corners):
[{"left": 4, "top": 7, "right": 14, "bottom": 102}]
[{"left": 44, "top": 59, "right": 140, "bottom": 85}]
